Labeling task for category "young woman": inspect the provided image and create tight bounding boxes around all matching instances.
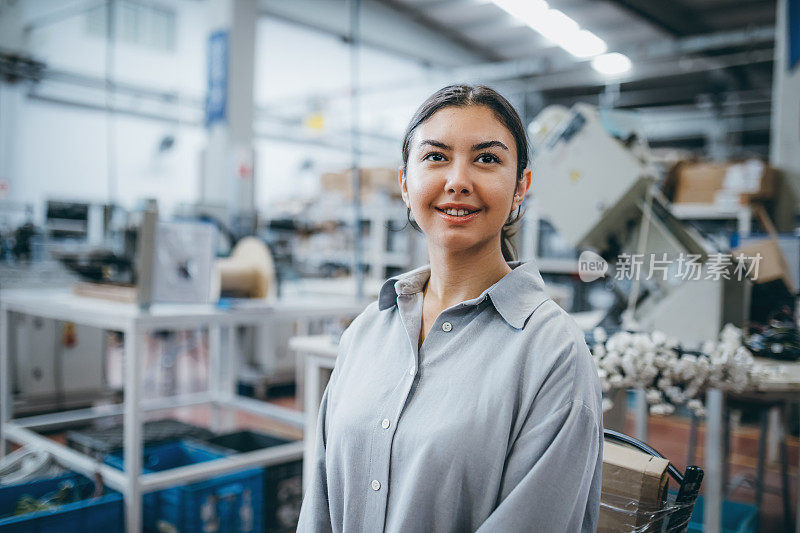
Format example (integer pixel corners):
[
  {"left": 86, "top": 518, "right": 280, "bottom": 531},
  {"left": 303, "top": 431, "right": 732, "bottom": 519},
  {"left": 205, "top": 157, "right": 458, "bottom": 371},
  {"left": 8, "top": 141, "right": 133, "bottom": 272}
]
[{"left": 298, "top": 85, "right": 603, "bottom": 532}]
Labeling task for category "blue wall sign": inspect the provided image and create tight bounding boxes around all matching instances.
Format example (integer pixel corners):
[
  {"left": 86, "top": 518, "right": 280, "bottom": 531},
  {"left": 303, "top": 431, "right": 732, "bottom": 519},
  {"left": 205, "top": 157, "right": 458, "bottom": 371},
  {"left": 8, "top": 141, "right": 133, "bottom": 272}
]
[
  {"left": 790, "top": 0, "right": 800, "bottom": 71},
  {"left": 205, "top": 30, "right": 229, "bottom": 127}
]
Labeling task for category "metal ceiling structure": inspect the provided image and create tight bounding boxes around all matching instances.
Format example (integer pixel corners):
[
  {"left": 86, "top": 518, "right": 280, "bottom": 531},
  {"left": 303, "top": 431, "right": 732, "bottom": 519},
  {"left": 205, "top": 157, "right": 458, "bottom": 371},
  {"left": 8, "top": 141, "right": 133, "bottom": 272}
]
[
  {"left": 4, "top": 0, "right": 775, "bottom": 158},
  {"left": 260, "top": 0, "right": 775, "bottom": 157},
  {"left": 373, "top": 0, "right": 777, "bottom": 156}
]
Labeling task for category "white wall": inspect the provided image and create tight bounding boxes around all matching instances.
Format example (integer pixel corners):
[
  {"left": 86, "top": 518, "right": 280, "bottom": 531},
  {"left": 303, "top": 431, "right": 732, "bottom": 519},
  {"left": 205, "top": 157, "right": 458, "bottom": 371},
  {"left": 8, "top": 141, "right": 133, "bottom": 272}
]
[
  {"left": 1, "top": 0, "right": 445, "bottom": 222},
  {"left": 252, "top": 16, "right": 436, "bottom": 205}
]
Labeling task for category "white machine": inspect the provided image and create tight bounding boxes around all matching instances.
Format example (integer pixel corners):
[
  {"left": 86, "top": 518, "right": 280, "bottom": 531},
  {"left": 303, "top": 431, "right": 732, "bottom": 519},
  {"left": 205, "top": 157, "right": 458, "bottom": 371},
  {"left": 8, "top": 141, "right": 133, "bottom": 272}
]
[
  {"left": 10, "top": 314, "right": 110, "bottom": 415},
  {"left": 529, "top": 104, "right": 750, "bottom": 345},
  {"left": 151, "top": 220, "right": 218, "bottom": 304}
]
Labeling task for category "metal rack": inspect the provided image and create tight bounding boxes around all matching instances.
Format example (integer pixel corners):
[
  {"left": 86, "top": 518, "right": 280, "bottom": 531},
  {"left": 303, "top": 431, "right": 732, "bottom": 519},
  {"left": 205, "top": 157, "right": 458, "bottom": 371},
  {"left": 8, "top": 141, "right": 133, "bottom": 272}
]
[{"left": 0, "top": 289, "right": 365, "bottom": 531}]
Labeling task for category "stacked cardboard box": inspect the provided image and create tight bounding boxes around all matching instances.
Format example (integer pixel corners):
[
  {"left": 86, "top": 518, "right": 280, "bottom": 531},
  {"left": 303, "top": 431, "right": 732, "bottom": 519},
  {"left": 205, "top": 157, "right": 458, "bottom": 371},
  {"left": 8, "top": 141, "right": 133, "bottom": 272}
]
[
  {"left": 320, "top": 168, "right": 401, "bottom": 200},
  {"left": 663, "top": 159, "right": 796, "bottom": 231}
]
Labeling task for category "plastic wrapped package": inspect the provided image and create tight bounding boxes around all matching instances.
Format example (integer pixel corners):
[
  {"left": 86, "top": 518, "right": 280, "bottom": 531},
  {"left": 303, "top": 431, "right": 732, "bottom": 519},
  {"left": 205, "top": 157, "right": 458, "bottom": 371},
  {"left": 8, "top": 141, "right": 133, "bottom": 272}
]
[
  {"left": 600, "top": 436, "right": 703, "bottom": 533},
  {"left": 599, "top": 491, "right": 698, "bottom": 532}
]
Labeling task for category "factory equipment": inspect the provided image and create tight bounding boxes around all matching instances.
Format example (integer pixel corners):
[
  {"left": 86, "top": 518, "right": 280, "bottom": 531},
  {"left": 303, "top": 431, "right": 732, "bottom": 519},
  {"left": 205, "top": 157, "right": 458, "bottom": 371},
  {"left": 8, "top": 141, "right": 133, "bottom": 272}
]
[
  {"left": 149, "top": 219, "right": 218, "bottom": 305},
  {"left": 529, "top": 104, "right": 751, "bottom": 345},
  {"left": 9, "top": 314, "right": 111, "bottom": 415},
  {"left": 212, "top": 237, "right": 276, "bottom": 300},
  {"left": 10, "top": 202, "right": 222, "bottom": 412}
]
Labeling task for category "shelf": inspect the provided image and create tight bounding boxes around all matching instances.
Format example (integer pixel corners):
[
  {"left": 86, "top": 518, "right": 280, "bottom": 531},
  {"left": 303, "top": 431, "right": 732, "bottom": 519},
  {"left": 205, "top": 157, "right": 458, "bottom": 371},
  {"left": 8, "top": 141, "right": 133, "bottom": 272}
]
[
  {"left": 46, "top": 218, "right": 88, "bottom": 232},
  {"left": 0, "top": 289, "right": 367, "bottom": 532},
  {"left": 669, "top": 203, "right": 750, "bottom": 220}
]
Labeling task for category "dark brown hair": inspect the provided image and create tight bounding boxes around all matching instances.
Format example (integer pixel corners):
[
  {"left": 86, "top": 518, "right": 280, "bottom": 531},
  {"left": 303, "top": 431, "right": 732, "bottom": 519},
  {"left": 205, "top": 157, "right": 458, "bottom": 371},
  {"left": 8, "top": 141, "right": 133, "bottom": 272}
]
[{"left": 400, "top": 84, "right": 529, "bottom": 261}]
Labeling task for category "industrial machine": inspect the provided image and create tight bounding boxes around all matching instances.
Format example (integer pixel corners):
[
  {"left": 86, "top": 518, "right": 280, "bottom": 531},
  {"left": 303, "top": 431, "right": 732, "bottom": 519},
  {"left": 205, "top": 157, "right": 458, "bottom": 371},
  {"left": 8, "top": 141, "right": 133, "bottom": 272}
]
[
  {"left": 529, "top": 104, "right": 750, "bottom": 345},
  {"left": 10, "top": 202, "right": 222, "bottom": 413},
  {"left": 9, "top": 314, "right": 110, "bottom": 415}
]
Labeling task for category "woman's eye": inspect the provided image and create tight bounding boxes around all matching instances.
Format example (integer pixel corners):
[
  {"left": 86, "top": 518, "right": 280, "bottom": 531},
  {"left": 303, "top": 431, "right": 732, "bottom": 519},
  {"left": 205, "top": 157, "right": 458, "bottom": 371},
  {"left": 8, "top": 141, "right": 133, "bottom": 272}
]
[
  {"left": 476, "top": 153, "right": 500, "bottom": 164},
  {"left": 423, "top": 152, "right": 446, "bottom": 162}
]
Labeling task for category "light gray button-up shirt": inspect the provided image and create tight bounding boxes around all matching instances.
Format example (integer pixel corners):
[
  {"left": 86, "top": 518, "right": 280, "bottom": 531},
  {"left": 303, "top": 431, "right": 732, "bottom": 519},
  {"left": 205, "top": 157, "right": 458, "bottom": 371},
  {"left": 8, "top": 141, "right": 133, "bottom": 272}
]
[{"left": 298, "top": 261, "right": 603, "bottom": 532}]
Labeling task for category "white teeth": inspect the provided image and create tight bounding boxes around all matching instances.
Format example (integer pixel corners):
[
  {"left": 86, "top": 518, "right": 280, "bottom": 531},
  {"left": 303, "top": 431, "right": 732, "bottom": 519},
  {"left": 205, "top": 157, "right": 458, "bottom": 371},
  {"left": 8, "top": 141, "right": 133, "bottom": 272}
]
[{"left": 443, "top": 208, "right": 473, "bottom": 216}]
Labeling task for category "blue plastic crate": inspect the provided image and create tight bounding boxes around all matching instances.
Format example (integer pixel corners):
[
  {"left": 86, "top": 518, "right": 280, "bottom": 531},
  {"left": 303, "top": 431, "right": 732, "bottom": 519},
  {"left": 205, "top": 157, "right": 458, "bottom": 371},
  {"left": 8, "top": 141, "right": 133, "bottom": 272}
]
[
  {"left": 105, "top": 439, "right": 222, "bottom": 472},
  {"left": 0, "top": 472, "right": 123, "bottom": 532},
  {"left": 105, "top": 440, "right": 221, "bottom": 532},
  {"left": 105, "top": 439, "right": 263, "bottom": 533},
  {"left": 686, "top": 496, "right": 757, "bottom": 533},
  {"left": 158, "top": 467, "right": 263, "bottom": 533},
  {"left": 205, "top": 431, "right": 302, "bottom": 532}
]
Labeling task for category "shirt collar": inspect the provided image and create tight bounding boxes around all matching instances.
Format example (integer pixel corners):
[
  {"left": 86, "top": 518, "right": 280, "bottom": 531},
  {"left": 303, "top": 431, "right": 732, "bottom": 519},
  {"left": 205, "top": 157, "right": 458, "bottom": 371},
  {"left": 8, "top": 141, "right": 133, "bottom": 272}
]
[{"left": 378, "top": 261, "right": 550, "bottom": 329}]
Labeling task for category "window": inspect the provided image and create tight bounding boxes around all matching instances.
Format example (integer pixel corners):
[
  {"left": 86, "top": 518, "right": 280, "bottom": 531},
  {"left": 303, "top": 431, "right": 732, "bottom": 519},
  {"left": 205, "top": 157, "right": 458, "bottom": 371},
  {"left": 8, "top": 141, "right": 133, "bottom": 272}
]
[{"left": 85, "top": 1, "right": 176, "bottom": 53}]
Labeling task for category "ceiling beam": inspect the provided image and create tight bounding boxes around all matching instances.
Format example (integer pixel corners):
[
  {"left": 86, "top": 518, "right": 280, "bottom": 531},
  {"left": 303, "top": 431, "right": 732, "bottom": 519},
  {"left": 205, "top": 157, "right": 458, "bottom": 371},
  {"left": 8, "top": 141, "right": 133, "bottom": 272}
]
[
  {"left": 259, "top": 25, "right": 774, "bottom": 109},
  {"left": 601, "top": 0, "right": 711, "bottom": 36},
  {"left": 506, "top": 49, "right": 773, "bottom": 94},
  {"left": 258, "top": 0, "right": 487, "bottom": 67},
  {"left": 695, "top": 0, "right": 776, "bottom": 16},
  {"left": 543, "top": 85, "right": 772, "bottom": 110},
  {"left": 372, "top": 0, "right": 502, "bottom": 61}
]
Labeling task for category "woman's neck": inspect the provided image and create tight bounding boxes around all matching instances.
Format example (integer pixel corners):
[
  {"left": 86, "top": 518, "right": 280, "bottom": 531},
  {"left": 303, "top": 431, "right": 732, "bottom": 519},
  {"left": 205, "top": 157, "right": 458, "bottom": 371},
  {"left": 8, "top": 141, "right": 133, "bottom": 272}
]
[{"left": 424, "top": 240, "right": 512, "bottom": 310}]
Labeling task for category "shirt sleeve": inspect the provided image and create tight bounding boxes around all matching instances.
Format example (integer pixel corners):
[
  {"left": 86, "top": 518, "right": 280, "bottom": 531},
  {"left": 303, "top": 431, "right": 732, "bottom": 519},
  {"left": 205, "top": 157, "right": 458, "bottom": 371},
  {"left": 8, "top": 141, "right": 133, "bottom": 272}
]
[
  {"left": 475, "top": 348, "right": 603, "bottom": 532},
  {"left": 296, "top": 377, "right": 335, "bottom": 532}
]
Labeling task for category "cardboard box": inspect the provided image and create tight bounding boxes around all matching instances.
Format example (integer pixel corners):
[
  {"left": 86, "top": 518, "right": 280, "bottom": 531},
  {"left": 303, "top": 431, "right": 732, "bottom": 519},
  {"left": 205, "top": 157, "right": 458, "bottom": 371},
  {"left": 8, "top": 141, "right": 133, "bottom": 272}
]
[
  {"left": 663, "top": 160, "right": 796, "bottom": 231},
  {"left": 666, "top": 161, "right": 727, "bottom": 204},
  {"left": 665, "top": 160, "right": 774, "bottom": 204},
  {"left": 598, "top": 441, "right": 670, "bottom": 532},
  {"left": 732, "top": 205, "right": 797, "bottom": 293},
  {"left": 320, "top": 168, "right": 401, "bottom": 200},
  {"left": 733, "top": 238, "right": 796, "bottom": 293}
]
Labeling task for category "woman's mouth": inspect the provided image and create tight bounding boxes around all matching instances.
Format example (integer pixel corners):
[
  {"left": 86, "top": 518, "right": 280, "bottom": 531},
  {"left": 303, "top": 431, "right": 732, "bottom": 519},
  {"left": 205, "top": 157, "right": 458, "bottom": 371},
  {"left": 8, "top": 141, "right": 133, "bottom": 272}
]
[{"left": 435, "top": 206, "right": 481, "bottom": 223}]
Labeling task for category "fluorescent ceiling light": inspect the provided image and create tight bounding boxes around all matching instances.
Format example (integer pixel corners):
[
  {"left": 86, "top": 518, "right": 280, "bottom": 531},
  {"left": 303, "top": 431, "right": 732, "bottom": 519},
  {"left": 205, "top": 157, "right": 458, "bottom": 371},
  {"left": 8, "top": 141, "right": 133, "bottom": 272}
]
[
  {"left": 591, "top": 53, "right": 632, "bottom": 76},
  {"left": 492, "top": 0, "right": 548, "bottom": 23},
  {"left": 561, "top": 30, "right": 607, "bottom": 58},
  {"left": 492, "top": 0, "right": 608, "bottom": 59},
  {"left": 540, "top": 9, "right": 579, "bottom": 37}
]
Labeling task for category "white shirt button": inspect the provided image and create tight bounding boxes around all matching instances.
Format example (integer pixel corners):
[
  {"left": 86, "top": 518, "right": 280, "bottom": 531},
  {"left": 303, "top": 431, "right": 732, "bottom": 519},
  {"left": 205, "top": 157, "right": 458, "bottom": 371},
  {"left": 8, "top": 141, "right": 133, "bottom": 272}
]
[
  {"left": 381, "top": 418, "right": 390, "bottom": 429},
  {"left": 371, "top": 479, "right": 381, "bottom": 491},
  {"left": 409, "top": 367, "right": 414, "bottom": 375},
  {"left": 442, "top": 322, "right": 452, "bottom": 332}
]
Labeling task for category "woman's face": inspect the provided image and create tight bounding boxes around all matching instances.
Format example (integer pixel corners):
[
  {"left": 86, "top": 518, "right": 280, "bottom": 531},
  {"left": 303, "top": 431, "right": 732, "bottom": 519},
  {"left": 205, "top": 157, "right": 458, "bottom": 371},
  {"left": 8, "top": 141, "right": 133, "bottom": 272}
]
[{"left": 401, "top": 105, "right": 531, "bottom": 256}]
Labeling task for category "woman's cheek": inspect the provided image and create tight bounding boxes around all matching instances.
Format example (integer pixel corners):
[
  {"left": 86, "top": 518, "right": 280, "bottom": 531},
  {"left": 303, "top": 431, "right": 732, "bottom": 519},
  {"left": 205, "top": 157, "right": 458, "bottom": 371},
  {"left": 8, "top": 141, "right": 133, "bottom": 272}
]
[{"left": 410, "top": 179, "right": 439, "bottom": 208}]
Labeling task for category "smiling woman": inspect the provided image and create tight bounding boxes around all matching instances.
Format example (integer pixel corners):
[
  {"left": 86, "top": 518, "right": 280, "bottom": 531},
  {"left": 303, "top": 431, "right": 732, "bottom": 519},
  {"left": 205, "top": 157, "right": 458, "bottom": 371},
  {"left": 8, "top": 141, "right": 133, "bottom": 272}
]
[
  {"left": 298, "top": 85, "right": 603, "bottom": 533},
  {"left": 402, "top": 105, "right": 526, "bottom": 262},
  {"left": 400, "top": 85, "right": 530, "bottom": 263}
]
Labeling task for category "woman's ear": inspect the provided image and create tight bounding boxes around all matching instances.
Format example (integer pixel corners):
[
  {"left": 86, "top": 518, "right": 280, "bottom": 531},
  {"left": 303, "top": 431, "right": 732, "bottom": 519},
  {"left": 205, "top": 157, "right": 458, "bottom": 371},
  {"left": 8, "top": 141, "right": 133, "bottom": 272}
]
[
  {"left": 514, "top": 169, "right": 532, "bottom": 209},
  {"left": 398, "top": 166, "right": 410, "bottom": 207}
]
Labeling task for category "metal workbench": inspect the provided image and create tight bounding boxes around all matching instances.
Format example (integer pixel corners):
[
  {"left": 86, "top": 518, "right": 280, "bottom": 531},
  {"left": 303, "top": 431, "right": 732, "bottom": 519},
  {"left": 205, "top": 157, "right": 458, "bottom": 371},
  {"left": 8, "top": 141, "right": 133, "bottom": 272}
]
[
  {"left": 0, "top": 289, "right": 366, "bottom": 532},
  {"left": 703, "top": 358, "right": 800, "bottom": 533}
]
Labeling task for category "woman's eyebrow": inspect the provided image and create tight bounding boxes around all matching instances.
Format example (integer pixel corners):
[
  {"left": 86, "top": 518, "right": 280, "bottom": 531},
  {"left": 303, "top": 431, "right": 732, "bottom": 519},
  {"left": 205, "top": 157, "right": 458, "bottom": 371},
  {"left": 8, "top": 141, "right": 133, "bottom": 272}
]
[
  {"left": 471, "top": 140, "right": 509, "bottom": 151},
  {"left": 419, "top": 139, "right": 451, "bottom": 150}
]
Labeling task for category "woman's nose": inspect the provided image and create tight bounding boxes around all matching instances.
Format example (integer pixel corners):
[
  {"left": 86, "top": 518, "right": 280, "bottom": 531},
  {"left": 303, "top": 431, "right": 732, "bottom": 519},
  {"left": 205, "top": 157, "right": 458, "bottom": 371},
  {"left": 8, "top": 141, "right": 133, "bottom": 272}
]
[{"left": 444, "top": 162, "right": 473, "bottom": 195}]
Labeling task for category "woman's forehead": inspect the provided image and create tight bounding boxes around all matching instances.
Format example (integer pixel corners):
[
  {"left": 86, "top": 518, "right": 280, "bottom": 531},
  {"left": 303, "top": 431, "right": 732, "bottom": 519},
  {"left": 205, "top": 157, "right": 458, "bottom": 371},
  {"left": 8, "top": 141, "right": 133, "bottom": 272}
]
[{"left": 412, "top": 105, "right": 515, "bottom": 147}]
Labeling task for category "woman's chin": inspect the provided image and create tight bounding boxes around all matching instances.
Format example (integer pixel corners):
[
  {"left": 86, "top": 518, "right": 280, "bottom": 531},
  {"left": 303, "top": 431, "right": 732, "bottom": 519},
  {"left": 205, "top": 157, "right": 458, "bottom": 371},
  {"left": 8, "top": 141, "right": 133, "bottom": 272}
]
[{"left": 427, "top": 234, "right": 498, "bottom": 256}]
